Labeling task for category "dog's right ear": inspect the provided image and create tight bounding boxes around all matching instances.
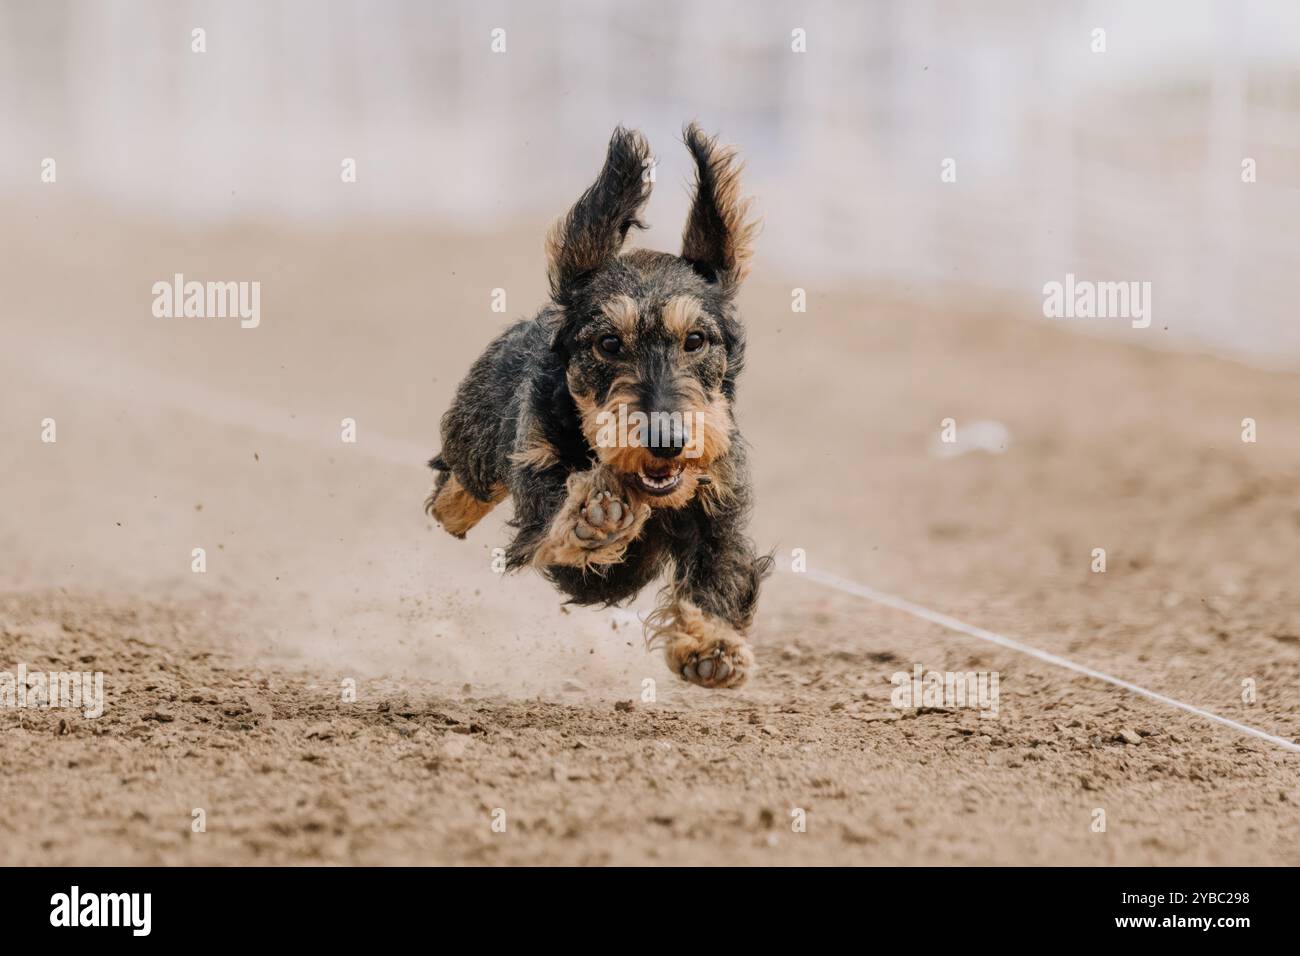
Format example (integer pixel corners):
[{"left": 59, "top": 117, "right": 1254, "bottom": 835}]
[
  {"left": 680, "top": 123, "right": 758, "bottom": 295},
  {"left": 546, "top": 127, "right": 652, "bottom": 304}
]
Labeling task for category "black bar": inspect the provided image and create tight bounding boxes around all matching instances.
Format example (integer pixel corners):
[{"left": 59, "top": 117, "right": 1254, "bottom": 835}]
[{"left": 1, "top": 867, "right": 1283, "bottom": 940}]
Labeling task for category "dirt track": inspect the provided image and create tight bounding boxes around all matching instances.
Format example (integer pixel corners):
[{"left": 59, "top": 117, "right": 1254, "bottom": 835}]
[{"left": 2, "top": 207, "right": 1298, "bottom": 865}]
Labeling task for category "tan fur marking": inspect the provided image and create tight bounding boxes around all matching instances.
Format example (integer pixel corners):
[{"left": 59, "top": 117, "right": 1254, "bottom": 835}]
[
  {"left": 644, "top": 596, "right": 753, "bottom": 689},
  {"left": 602, "top": 294, "right": 639, "bottom": 339},
  {"left": 696, "top": 452, "right": 738, "bottom": 517},
  {"left": 511, "top": 413, "right": 561, "bottom": 471},
  {"left": 698, "top": 391, "right": 734, "bottom": 464},
  {"left": 511, "top": 442, "right": 560, "bottom": 470},
  {"left": 675, "top": 377, "right": 733, "bottom": 465},
  {"left": 428, "top": 475, "right": 506, "bottom": 538},
  {"left": 662, "top": 295, "right": 706, "bottom": 339},
  {"left": 544, "top": 220, "right": 565, "bottom": 289}
]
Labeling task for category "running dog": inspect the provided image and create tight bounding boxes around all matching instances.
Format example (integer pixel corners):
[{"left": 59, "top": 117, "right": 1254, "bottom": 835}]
[{"left": 426, "top": 123, "right": 771, "bottom": 688}]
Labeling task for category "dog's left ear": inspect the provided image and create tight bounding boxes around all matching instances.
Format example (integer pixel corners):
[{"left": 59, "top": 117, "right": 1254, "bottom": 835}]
[
  {"left": 546, "top": 126, "right": 653, "bottom": 304},
  {"left": 680, "top": 122, "right": 759, "bottom": 295}
]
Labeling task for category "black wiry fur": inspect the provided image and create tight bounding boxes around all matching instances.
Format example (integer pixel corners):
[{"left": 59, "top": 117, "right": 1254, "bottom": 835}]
[
  {"left": 427, "top": 124, "right": 772, "bottom": 687},
  {"left": 546, "top": 127, "right": 652, "bottom": 303}
]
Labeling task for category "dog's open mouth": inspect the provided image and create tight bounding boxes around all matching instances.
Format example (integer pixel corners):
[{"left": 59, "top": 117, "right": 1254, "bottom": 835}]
[{"left": 635, "top": 462, "right": 686, "bottom": 496}]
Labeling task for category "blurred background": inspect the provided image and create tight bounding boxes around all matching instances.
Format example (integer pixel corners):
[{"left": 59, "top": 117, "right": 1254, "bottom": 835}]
[{"left": 4, "top": 0, "right": 1300, "bottom": 365}]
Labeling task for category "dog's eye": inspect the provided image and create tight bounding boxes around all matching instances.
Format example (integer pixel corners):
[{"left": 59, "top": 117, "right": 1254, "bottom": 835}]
[
  {"left": 597, "top": 335, "right": 622, "bottom": 357},
  {"left": 683, "top": 332, "right": 706, "bottom": 353}
]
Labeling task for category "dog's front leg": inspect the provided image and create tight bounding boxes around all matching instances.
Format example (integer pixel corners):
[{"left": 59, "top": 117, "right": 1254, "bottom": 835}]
[
  {"left": 508, "top": 464, "right": 650, "bottom": 570},
  {"left": 649, "top": 495, "right": 772, "bottom": 689}
]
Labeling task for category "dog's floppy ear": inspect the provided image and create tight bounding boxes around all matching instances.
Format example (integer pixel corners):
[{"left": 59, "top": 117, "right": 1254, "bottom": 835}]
[
  {"left": 680, "top": 123, "right": 759, "bottom": 294},
  {"left": 546, "top": 126, "right": 652, "bottom": 303}
]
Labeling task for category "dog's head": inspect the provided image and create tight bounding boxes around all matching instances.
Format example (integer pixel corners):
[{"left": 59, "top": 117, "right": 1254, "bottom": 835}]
[{"left": 546, "top": 124, "right": 758, "bottom": 509}]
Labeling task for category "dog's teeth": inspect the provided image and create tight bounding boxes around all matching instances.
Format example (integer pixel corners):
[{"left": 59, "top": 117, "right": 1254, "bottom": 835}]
[{"left": 637, "top": 468, "right": 682, "bottom": 491}]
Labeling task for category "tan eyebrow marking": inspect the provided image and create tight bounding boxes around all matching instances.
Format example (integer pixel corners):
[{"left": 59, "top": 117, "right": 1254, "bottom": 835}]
[
  {"left": 662, "top": 295, "right": 706, "bottom": 338},
  {"left": 601, "top": 294, "right": 639, "bottom": 338}
]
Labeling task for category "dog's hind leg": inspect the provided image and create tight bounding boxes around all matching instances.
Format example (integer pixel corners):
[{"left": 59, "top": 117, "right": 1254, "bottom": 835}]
[{"left": 426, "top": 459, "right": 506, "bottom": 539}]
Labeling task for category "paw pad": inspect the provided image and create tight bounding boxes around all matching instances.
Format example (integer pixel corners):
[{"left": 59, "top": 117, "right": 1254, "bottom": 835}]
[
  {"left": 573, "top": 489, "right": 640, "bottom": 550},
  {"left": 672, "top": 638, "right": 753, "bottom": 690}
]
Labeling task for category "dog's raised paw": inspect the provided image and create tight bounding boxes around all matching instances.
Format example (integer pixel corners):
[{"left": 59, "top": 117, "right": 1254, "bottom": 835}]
[
  {"left": 573, "top": 489, "right": 640, "bottom": 549},
  {"left": 535, "top": 470, "right": 651, "bottom": 568}
]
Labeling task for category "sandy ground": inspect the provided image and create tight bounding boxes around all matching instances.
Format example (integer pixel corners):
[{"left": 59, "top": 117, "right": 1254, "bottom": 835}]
[{"left": 1, "top": 203, "right": 1298, "bottom": 865}]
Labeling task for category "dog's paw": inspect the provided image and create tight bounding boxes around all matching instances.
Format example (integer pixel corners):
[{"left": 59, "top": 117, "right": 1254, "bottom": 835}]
[
  {"left": 535, "top": 469, "right": 650, "bottom": 568},
  {"left": 573, "top": 488, "right": 640, "bottom": 549},
  {"left": 648, "top": 600, "right": 754, "bottom": 689},
  {"left": 670, "top": 635, "right": 753, "bottom": 689}
]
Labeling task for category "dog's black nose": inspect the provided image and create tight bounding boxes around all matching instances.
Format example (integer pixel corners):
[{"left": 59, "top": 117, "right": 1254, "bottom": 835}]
[{"left": 648, "top": 417, "right": 688, "bottom": 459}]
